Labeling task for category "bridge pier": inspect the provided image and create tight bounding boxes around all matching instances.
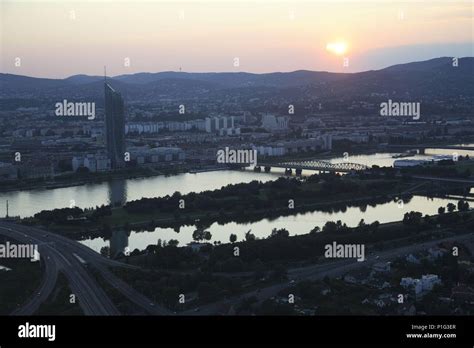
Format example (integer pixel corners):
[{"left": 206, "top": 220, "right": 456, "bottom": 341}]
[
  {"left": 264, "top": 166, "right": 271, "bottom": 173},
  {"left": 253, "top": 166, "right": 261, "bottom": 172},
  {"left": 295, "top": 168, "right": 302, "bottom": 176}
]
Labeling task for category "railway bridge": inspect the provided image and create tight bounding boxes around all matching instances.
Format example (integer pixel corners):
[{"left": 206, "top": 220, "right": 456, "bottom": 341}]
[{"left": 255, "top": 160, "right": 369, "bottom": 174}]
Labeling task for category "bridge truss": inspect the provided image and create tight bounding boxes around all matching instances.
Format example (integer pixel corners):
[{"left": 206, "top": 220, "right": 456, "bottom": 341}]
[{"left": 259, "top": 160, "right": 368, "bottom": 173}]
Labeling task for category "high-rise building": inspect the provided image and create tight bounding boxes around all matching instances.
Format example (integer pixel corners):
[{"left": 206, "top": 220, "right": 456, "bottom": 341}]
[
  {"left": 205, "top": 116, "right": 235, "bottom": 133},
  {"left": 104, "top": 83, "right": 125, "bottom": 169},
  {"left": 261, "top": 114, "right": 289, "bottom": 131}
]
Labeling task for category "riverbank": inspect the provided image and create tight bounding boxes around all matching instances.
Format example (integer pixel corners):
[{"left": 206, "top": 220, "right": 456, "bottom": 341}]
[
  {"left": 0, "top": 145, "right": 392, "bottom": 194},
  {"left": 0, "top": 164, "right": 189, "bottom": 193},
  {"left": 26, "top": 170, "right": 469, "bottom": 243}
]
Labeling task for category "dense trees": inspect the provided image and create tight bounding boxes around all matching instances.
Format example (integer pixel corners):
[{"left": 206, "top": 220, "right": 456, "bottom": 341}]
[
  {"left": 122, "top": 175, "right": 395, "bottom": 220},
  {"left": 33, "top": 204, "right": 111, "bottom": 225},
  {"left": 322, "top": 221, "right": 349, "bottom": 234},
  {"left": 270, "top": 228, "right": 290, "bottom": 238},
  {"left": 245, "top": 230, "right": 256, "bottom": 241},
  {"left": 403, "top": 211, "right": 423, "bottom": 226},
  {"left": 192, "top": 229, "right": 212, "bottom": 242},
  {"left": 34, "top": 207, "right": 83, "bottom": 225},
  {"left": 457, "top": 200, "right": 470, "bottom": 212},
  {"left": 167, "top": 239, "right": 179, "bottom": 247}
]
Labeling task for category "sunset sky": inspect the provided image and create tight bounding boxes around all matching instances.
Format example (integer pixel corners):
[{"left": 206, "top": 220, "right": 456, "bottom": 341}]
[{"left": 1, "top": 0, "right": 472, "bottom": 78}]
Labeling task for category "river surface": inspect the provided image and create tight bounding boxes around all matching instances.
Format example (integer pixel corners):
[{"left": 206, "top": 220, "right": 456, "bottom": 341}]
[
  {"left": 81, "top": 195, "right": 462, "bottom": 255},
  {"left": 0, "top": 171, "right": 278, "bottom": 218},
  {"left": 1, "top": 148, "right": 473, "bottom": 255},
  {"left": 2, "top": 148, "right": 469, "bottom": 218}
]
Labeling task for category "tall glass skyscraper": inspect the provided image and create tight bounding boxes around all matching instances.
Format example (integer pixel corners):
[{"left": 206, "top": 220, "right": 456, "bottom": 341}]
[{"left": 104, "top": 83, "right": 125, "bottom": 169}]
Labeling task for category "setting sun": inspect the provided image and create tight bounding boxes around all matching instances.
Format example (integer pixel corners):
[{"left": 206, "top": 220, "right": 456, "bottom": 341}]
[{"left": 326, "top": 42, "right": 348, "bottom": 56}]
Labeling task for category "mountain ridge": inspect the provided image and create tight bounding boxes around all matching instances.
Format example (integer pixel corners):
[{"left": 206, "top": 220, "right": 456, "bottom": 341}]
[{"left": 1, "top": 57, "right": 472, "bottom": 101}]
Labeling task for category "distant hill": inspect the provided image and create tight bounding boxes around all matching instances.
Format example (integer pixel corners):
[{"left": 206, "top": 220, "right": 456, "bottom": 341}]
[
  {"left": 113, "top": 70, "right": 347, "bottom": 88},
  {"left": 319, "top": 57, "right": 474, "bottom": 98},
  {"left": 64, "top": 74, "right": 104, "bottom": 85},
  {"left": 383, "top": 57, "right": 456, "bottom": 72},
  {"left": 0, "top": 73, "right": 72, "bottom": 90},
  {"left": 1, "top": 57, "right": 472, "bottom": 101}
]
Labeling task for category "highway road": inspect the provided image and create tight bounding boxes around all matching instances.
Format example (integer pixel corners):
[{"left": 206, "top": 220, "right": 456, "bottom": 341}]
[
  {"left": 0, "top": 223, "right": 119, "bottom": 315},
  {"left": 0, "top": 221, "right": 170, "bottom": 315}
]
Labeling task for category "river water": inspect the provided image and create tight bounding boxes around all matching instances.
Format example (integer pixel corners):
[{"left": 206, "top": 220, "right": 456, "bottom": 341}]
[
  {"left": 81, "top": 195, "right": 462, "bottom": 255},
  {"left": 1, "top": 149, "right": 472, "bottom": 254},
  {"left": 1, "top": 149, "right": 467, "bottom": 218},
  {"left": 0, "top": 171, "right": 278, "bottom": 218}
]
